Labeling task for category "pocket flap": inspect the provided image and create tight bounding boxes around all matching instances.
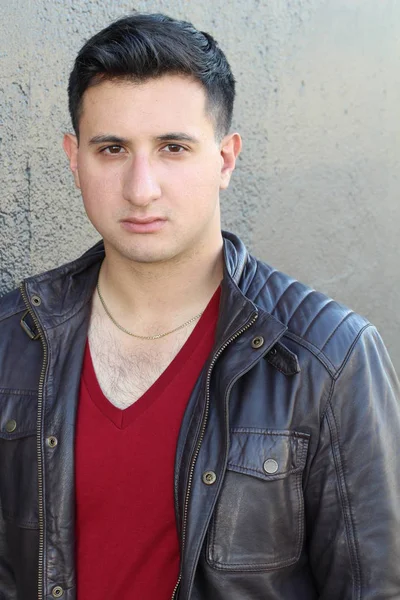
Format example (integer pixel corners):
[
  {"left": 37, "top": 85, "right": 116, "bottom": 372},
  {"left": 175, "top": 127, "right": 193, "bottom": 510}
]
[
  {"left": 0, "top": 391, "right": 37, "bottom": 439},
  {"left": 227, "top": 429, "right": 310, "bottom": 481}
]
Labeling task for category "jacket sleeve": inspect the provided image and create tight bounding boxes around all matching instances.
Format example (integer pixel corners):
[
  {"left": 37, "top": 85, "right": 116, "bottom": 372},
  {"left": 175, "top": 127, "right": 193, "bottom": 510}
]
[{"left": 305, "top": 325, "right": 400, "bottom": 599}]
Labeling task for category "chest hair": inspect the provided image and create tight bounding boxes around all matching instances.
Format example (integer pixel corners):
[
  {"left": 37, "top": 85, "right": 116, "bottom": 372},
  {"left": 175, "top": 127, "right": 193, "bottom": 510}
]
[{"left": 88, "top": 313, "right": 195, "bottom": 409}]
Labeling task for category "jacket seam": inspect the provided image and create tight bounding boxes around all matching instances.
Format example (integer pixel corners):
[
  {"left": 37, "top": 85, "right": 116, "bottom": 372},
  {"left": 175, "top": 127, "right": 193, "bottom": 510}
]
[
  {"left": 230, "top": 428, "right": 308, "bottom": 437},
  {"left": 320, "top": 310, "right": 355, "bottom": 352},
  {"left": 0, "top": 431, "right": 36, "bottom": 439},
  {"left": 3, "top": 513, "right": 39, "bottom": 529},
  {"left": 0, "top": 302, "right": 26, "bottom": 322},
  {"left": 315, "top": 325, "right": 374, "bottom": 594},
  {"left": 283, "top": 331, "right": 337, "bottom": 375},
  {"left": 268, "top": 280, "right": 299, "bottom": 314},
  {"left": 0, "top": 387, "right": 37, "bottom": 396},
  {"left": 227, "top": 462, "right": 304, "bottom": 478},
  {"left": 231, "top": 427, "right": 295, "bottom": 438},
  {"left": 301, "top": 299, "right": 336, "bottom": 339},
  {"left": 318, "top": 324, "right": 373, "bottom": 423},
  {"left": 251, "top": 267, "right": 278, "bottom": 304},
  {"left": 284, "top": 321, "right": 372, "bottom": 382},
  {"left": 332, "top": 323, "right": 373, "bottom": 381},
  {"left": 29, "top": 294, "right": 94, "bottom": 334},
  {"left": 286, "top": 290, "right": 315, "bottom": 328},
  {"left": 325, "top": 397, "right": 362, "bottom": 598},
  {"left": 317, "top": 375, "right": 335, "bottom": 427}
]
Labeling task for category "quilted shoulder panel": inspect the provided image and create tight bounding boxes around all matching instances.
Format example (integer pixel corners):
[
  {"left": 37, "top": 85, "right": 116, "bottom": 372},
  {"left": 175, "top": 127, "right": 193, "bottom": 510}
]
[{"left": 242, "top": 256, "right": 369, "bottom": 373}]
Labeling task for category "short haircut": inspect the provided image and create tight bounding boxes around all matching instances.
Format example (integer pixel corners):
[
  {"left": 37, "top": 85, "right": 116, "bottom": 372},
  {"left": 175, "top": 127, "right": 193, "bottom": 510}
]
[{"left": 68, "top": 13, "right": 236, "bottom": 140}]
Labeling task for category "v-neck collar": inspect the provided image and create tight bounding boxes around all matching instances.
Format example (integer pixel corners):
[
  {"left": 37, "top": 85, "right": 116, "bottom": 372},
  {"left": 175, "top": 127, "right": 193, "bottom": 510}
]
[{"left": 82, "top": 287, "right": 221, "bottom": 429}]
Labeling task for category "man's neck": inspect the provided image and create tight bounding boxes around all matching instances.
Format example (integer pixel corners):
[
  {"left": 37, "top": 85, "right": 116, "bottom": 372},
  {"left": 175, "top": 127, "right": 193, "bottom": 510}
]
[{"left": 97, "top": 237, "right": 224, "bottom": 327}]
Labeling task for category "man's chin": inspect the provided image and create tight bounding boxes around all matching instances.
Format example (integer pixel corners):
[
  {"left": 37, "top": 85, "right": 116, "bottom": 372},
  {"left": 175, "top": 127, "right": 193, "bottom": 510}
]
[{"left": 105, "top": 241, "right": 180, "bottom": 266}]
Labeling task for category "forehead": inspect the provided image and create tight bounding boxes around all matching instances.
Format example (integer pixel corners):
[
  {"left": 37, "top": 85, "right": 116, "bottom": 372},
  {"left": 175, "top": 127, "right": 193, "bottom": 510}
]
[{"left": 79, "top": 75, "right": 215, "bottom": 139}]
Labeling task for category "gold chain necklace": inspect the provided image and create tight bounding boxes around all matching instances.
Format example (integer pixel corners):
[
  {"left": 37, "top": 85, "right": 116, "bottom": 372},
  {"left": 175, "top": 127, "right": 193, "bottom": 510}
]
[{"left": 96, "top": 282, "right": 203, "bottom": 340}]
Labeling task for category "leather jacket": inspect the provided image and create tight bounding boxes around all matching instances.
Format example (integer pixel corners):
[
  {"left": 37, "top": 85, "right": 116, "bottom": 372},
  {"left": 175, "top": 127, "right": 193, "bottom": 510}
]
[{"left": 1, "top": 231, "right": 399, "bottom": 600}]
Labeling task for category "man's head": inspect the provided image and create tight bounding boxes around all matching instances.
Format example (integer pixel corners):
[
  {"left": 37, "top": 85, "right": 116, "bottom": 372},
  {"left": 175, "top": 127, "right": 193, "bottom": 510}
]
[
  {"left": 63, "top": 13, "right": 241, "bottom": 268},
  {"left": 68, "top": 12, "right": 235, "bottom": 141}
]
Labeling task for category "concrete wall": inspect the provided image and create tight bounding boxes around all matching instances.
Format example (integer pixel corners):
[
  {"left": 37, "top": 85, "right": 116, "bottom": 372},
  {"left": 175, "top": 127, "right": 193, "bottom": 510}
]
[{"left": 1, "top": 0, "right": 399, "bottom": 371}]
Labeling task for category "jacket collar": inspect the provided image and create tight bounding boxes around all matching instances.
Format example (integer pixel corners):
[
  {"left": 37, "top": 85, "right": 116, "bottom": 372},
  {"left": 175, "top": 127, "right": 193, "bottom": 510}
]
[{"left": 21, "top": 231, "right": 286, "bottom": 347}]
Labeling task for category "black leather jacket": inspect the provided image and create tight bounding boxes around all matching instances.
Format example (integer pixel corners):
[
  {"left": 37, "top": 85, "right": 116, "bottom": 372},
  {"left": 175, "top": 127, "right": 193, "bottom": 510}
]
[{"left": 1, "top": 232, "right": 399, "bottom": 600}]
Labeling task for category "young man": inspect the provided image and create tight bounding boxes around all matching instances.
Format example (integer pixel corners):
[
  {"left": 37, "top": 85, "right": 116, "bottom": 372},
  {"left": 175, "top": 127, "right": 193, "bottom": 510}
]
[{"left": 0, "top": 12, "right": 399, "bottom": 600}]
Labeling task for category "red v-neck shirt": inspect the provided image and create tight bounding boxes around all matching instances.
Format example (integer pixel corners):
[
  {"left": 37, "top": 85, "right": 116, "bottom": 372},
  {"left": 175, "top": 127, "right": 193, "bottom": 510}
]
[{"left": 75, "top": 287, "right": 220, "bottom": 599}]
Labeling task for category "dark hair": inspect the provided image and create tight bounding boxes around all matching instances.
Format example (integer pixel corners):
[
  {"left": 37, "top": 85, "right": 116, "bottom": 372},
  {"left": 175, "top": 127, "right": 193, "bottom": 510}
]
[{"left": 68, "top": 13, "right": 235, "bottom": 139}]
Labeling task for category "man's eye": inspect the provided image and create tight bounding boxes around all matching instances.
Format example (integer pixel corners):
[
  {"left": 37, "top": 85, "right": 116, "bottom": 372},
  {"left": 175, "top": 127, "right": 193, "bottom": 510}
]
[
  {"left": 101, "top": 145, "right": 124, "bottom": 154},
  {"left": 163, "top": 144, "right": 185, "bottom": 154}
]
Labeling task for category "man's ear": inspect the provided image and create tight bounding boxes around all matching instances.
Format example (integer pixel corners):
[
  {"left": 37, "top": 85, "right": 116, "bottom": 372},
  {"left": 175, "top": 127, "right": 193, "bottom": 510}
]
[
  {"left": 63, "top": 133, "right": 81, "bottom": 189},
  {"left": 219, "top": 132, "right": 242, "bottom": 190}
]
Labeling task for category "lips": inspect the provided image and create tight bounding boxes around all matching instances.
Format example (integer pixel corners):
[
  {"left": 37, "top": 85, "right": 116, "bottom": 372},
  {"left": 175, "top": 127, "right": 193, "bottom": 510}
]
[
  {"left": 122, "top": 217, "right": 166, "bottom": 224},
  {"left": 120, "top": 216, "right": 167, "bottom": 233}
]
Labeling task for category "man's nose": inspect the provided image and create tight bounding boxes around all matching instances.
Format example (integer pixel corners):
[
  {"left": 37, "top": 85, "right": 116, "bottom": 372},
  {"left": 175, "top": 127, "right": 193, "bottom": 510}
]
[{"left": 122, "top": 155, "right": 161, "bottom": 206}]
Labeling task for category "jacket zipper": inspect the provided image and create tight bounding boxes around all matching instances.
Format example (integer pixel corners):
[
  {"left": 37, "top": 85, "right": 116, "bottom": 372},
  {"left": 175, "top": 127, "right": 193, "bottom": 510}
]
[
  {"left": 19, "top": 283, "right": 47, "bottom": 600},
  {"left": 171, "top": 311, "right": 258, "bottom": 600}
]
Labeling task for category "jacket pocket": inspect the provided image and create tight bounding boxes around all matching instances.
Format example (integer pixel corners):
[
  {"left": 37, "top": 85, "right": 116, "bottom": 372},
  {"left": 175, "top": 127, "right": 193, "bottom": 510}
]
[
  {"left": 0, "top": 391, "right": 39, "bottom": 528},
  {"left": 206, "top": 428, "right": 310, "bottom": 572}
]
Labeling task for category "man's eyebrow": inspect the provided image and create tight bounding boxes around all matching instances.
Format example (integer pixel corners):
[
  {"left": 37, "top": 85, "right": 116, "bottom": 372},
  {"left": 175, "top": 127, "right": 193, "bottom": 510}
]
[
  {"left": 88, "top": 132, "right": 200, "bottom": 145},
  {"left": 155, "top": 133, "right": 199, "bottom": 144},
  {"left": 88, "top": 134, "right": 130, "bottom": 145}
]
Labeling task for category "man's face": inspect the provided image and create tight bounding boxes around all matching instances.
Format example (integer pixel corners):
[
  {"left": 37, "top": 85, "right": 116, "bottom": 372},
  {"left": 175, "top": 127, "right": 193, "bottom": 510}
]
[{"left": 64, "top": 75, "right": 241, "bottom": 266}]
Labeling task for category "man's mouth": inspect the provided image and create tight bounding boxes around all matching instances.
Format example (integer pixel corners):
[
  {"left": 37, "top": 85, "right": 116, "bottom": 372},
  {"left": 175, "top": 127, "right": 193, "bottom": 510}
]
[{"left": 120, "top": 217, "right": 167, "bottom": 233}]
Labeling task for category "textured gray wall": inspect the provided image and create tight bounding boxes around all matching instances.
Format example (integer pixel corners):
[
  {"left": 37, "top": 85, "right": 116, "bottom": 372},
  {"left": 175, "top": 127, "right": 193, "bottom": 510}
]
[{"left": 1, "top": 0, "right": 399, "bottom": 370}]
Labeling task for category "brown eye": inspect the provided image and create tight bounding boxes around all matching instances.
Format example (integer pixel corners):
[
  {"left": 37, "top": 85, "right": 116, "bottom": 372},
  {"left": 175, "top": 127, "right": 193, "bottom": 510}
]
[
  {"left": 102, "top": 145, "right": 124, "bottom": 154},
  {"left": 164, "top": 144, "right": 185, "bottom": 154}
]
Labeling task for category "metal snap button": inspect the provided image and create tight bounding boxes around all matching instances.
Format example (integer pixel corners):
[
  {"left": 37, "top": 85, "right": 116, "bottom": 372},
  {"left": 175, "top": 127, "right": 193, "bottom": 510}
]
[
  {"left": 52, "top": 586, "right": 64, "bottom": 598},
  {"left": 251, "top": 336, "right": 264, "bottom": 349},
  {"left": 46, "top": 436, "right": 58, "bottom": 448},
  {"left": 263, "top": 459, "right": 279, "bottom": 474},
  {"left": 202, "top": 470, "right": 217, "bottom": 485},
  {"left": 31, "top": 295, "right": 42, "bottom": 307},
  {"left": 269, "top": 347, "right": 277, "bottom": 356},
  {"left": 5, "top": 419, "right": 17, "bottom": 433}
]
